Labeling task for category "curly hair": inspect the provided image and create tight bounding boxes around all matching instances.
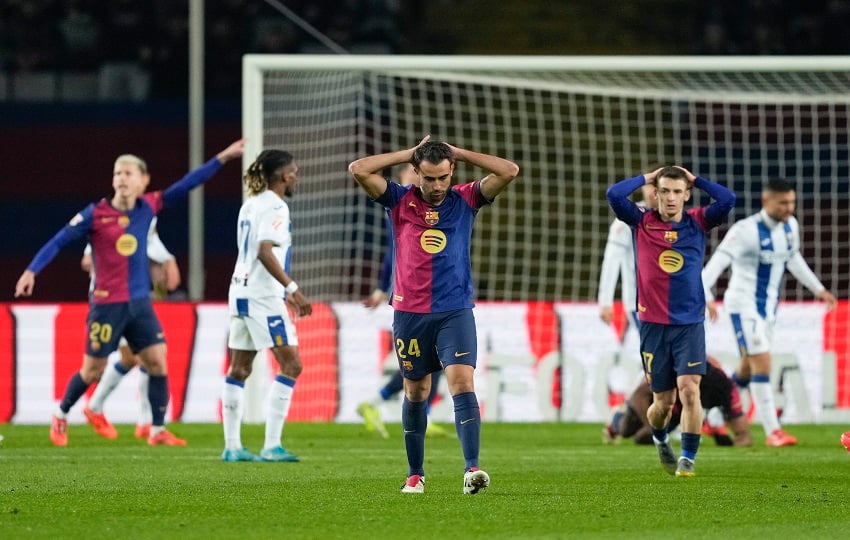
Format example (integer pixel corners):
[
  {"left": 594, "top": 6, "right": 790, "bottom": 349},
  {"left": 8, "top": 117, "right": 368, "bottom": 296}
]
[{"left": 243, "top": 149, "right": 294, "bottom": 196}]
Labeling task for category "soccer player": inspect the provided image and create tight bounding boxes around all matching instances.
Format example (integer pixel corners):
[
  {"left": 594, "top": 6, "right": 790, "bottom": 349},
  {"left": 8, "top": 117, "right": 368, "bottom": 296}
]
[
  {"left": 349, "top": 136, "right": 519, "bottom": 494},
  {"left": 80, "top": 163, "right": 182, "bottom": 441},
  {"left": 702, "top": 177, "right": 837, "bottom": 446},
  {"left": 15, "top": 138, "right": 245, "bottom": 447},
  {"left": 607, "top": 165, "right": 735, "bottom": 477},
  {"left": 605, "top": 357, "right": 752, "bottom": 447},
  {"left": 358, "top": 165, "right": 448, "bottom": 440},
  {"left": 221, "top": 149, "right": 312, "bottom": 463}
]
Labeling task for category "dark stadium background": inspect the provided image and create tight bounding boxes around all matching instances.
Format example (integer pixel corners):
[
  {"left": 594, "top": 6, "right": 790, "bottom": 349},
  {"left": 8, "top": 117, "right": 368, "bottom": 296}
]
[{"left": 2, "top": 0, "right": 848, "bottom": 301}]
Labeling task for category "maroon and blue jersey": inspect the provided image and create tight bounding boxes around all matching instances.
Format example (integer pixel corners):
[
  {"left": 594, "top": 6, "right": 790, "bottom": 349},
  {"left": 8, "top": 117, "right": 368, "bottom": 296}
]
[
  {"left": 375, "top": 180, "right": 491, "bottom": 314},
  {"left": 26, "top": 157, "right": 224, "bottom": 305},
  {"left": 607, "top": 175, "right": 735, "bottom": 325}
]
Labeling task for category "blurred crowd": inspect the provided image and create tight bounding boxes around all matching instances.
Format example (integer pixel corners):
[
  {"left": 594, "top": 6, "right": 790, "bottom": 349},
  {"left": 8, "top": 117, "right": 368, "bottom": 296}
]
[
  {"left": 1, "top": 0, "right": 848, "bottom": 102},
  {"left": 0, "top": 0, "right": 402, "bottom": 100},
  {"left": 694, "top": 0, "right": 850, "bottom": 55}
]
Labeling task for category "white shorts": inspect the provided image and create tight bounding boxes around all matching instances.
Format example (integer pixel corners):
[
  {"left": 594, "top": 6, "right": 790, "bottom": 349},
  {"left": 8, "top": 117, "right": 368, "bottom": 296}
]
[
  {"left": 729, "top": 313, "right": 774, "bottom": 357},
  {"left": 228, "top": 295, "right": 298, "bottom": 350}
]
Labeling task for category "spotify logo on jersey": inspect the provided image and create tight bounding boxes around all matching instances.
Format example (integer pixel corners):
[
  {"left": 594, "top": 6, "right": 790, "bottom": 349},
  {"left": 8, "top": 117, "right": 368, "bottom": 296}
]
[
  {"left": 658, "top": 249, "right": 684, "bottom": 273},
  {"left": 115, "top": 234, "right": 138, "bottom": 256},
  {"left": 420, "top": 229, "right": 447, "bottom": 254}
]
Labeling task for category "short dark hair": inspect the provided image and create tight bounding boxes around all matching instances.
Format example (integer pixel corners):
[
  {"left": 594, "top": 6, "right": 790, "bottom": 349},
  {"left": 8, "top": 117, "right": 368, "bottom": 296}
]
[
  {"left": 764, "top": 177, "right": 794, "bottom": 194},
  {"left": 412, "top": 141, "right": 453, "bottom": 167},
  {"left": 656, "top": 165, "right": 688, "bottom": 183}
]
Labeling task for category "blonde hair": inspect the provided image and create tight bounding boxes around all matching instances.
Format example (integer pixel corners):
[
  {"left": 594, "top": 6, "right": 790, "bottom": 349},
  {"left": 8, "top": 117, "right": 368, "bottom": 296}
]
[
  {"left": 243, "top": 160, "right": 268, "bottom": 196},
  {"left": 114, "top": 154, "right": 148, "bottom": 175}
]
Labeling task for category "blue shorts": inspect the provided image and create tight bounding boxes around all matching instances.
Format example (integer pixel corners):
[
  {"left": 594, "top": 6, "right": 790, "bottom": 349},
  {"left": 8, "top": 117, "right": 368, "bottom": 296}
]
[
  {"left": 392, "top": 309, "right": 478, "bottom": 380},
  {"left": 85, "top": 298, "right": 165, "bottom": 358},
  {"left": 639, "top": 322, "right": 706, "bottom": 393}
]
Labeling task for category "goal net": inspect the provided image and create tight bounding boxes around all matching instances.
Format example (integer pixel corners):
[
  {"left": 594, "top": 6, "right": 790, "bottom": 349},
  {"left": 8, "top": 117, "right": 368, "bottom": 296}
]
[
  {"left": 243, "top": 55, "right": 848, "bottom": 304},
  {"left": 243, "top": 55, "right": 850, "bottom": 417}
]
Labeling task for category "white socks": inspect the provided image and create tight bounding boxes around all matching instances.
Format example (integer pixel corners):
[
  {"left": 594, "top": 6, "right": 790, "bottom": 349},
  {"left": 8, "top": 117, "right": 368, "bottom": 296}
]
[
  {"left": 751, "top": 380, "right": 781, "bottom": 433},
  {"left": 221, "top": 381, "right": 245, "bottom": 451},
  {"left": 88, "top": 363, "right": 125, "bottom": 412},
  {"left": 264, "top": 380, "right": 294, "bottom": 451},
  {"left": 137, "top": 370, "right": 152, "bottom": 426}
]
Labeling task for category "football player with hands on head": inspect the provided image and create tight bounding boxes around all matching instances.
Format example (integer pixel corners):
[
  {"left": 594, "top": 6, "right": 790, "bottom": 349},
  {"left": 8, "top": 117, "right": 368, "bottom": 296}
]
[
  {"left": 702, "top": 177, "right": 837, "bottom": 446},
  {"left": 607, "top": 165, "right": 735, "bottom": 478},
  {"left": 349, "top": 135, "right": 519, "bottom": 494},
  {"left": 358, "top": 164, "right": 449, "bottom": 440},
  {"left": 15, "top": 138, "right": 245, "bottom": 447}
]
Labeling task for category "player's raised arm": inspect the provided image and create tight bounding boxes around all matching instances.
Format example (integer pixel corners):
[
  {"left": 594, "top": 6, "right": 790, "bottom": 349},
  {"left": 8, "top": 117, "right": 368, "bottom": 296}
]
[
  {"left": 691, "top": 173, "right": 736, "bottom": 227},
  {"left": 349, "top": 136, "right": 430, "bottom": 199},
  {"left": 161, "top": 138, "right": 245, "bottom": 206},
  {"left": 448, "top": 144, "right": 519, "bottom": 200},
  {"left": 606, "top": 174, "right": 650, "bottom": 226}
]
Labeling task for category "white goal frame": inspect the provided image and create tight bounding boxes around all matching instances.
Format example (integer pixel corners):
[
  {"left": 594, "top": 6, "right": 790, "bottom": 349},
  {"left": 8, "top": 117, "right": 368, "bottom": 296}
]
[{"left": 244, "top": 55, "right": 850, "bottom": 166}]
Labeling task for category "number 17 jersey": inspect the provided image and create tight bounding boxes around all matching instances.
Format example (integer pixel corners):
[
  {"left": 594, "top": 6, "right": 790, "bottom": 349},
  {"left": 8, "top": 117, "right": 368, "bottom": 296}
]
[{"left": 228, "top": 190, "right": 291, "bottom": 310}]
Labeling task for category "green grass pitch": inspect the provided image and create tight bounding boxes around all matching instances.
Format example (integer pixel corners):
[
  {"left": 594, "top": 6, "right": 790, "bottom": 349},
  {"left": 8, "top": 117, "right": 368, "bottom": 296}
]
[{"left": 1, "top": 422, "right": 849, "bottom": 539}]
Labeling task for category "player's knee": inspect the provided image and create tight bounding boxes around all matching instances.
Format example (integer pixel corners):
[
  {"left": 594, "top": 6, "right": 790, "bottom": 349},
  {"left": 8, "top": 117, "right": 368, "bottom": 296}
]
[
  {"left": 678, "top": 384, "right": 700, "bottom": 407},
  {"left": 228, "top": 363, "right": 253, "bottom": 381},
  {"left": 403, "top": 379, "right": 430, "bottom": 402}
]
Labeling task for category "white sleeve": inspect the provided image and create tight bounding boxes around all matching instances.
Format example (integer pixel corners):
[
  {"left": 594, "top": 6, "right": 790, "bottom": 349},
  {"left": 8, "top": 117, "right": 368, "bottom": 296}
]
[
  {"left": 83, "top": 243, "right": 92, "bottom": 256},
  {"left": 784, "top": 218, "right": 825, "bottom": 295},
  {"left": 146, "top": 218, "right": 175, "bottom": 264},
  {"left": 597, "top": 220, "right": 630, "bottom": 307},
  {"left": 701, "top": 249, "right": 733, "bottom": 303},
  {"left": 701, "top": 223, "right": 742, "bottom": 302},
  {"left": 786, "top": 252, "right": 825, "bottom": 295},
  {"left": 256, "top": 202, "right": 291, "bottom": 247}
]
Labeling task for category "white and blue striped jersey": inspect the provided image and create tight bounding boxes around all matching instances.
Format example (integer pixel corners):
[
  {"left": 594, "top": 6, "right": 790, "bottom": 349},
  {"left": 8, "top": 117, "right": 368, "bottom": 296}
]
[
  {"left": 228, "top": 190, "right": 292, "bottom": 308},
  {"left": 702, "top": 209, "right": 825, "bottom": 320}
]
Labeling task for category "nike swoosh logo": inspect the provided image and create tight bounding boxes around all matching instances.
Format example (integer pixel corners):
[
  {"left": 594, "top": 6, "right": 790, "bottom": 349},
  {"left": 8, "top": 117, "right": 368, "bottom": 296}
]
[
  {"left": 408, "top": 201, "right": 416, "bottom": 207},
  {"left": 403, "top": 429, "right": 415, "bottom": 433},
  {"left": 454, "top": 351, "right": 471, "bottom": 357},
  {"left": 687, "top": 361, "right": 702, "bottom": 367},
  {"left": 460, "top": 418, "right": 476, "bottom": 425},
  {"left": 269, "top": 320, "right": 283, "bottom": 327}
]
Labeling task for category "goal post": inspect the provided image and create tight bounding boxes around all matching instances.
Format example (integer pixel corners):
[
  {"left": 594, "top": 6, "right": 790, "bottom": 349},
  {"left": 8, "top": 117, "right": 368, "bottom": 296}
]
[{"left": 242, "top": 55, "right": 850, "bottom": 419}]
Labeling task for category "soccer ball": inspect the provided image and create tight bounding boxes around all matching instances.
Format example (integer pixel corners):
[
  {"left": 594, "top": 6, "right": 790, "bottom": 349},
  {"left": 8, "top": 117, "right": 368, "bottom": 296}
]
[{"left": 841, "top": 431, "right": 850, "bottom": 452}]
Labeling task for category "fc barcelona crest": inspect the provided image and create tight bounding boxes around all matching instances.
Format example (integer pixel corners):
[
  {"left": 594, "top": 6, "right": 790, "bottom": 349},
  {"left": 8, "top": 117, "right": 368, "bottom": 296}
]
[
  {"left": 424, "top": 210, "right": 439, "bottom": 226},
  {"left": 664, "top": 230, "right": 678, "bottom": 244}
]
